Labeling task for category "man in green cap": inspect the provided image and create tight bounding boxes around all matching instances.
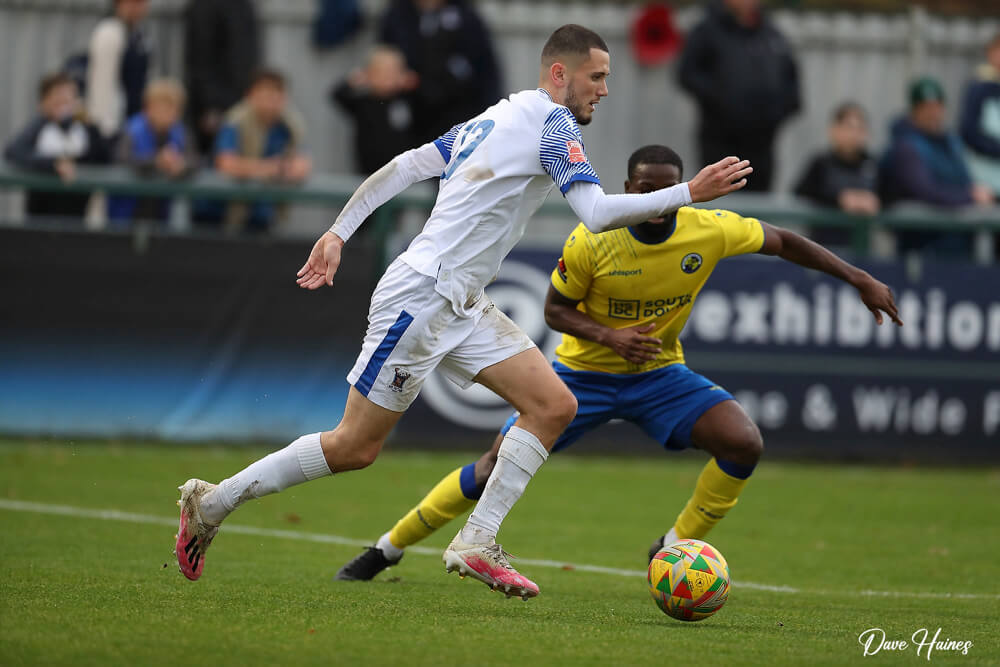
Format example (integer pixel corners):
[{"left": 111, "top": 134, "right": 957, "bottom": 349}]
[{"left": 881, "top": 76, "right": 994, "bottom": 254}]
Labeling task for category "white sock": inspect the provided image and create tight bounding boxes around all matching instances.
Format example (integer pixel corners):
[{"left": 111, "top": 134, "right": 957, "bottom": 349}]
[
  {"left": 376, "top": 531, "right": 404, "bottom": 560},
  {"left": 461, "top": 426, "right": 548, "bottom": 545},
  {"left": 663, "top": 527, "right": 679, "bottom": 545},
  {"left": 200, "top": 432, "right": 331, "bottom": 524}
]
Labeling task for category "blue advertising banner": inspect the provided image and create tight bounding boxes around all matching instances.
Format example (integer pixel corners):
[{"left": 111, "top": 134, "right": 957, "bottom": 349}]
[
  {"left": 410, "top": 248, "right": 1000, "bottom": 459},
  {"left": 2, "top": 228, "right": 996, "bottom": 460},
  {"left": 678, "top": 254, "right": 999, "bottom": 456},
  {"left": 0, "top": 229, "right": 372, "bottom": 442}
]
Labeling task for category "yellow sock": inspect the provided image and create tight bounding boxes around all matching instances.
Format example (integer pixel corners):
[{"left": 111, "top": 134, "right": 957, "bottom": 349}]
[
  {"left": 673, "top": 458, "right": 750, "bottom": 540},
  {"left": 388, "top": 465, "right": 479, "bottom": 549}
]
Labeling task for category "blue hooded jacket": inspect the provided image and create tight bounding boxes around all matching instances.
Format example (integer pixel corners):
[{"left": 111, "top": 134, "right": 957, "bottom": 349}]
[
  {"left": 109, "top": 112, "right": 187, "bottom": 221},
  {"left": 880, "top": 116, "right": 972, "bottom": 207}
]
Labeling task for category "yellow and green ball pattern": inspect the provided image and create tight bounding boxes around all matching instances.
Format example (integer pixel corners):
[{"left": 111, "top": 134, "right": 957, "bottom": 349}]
[{"left": 647, "top": 539, "right": 730, "bottom": 621}]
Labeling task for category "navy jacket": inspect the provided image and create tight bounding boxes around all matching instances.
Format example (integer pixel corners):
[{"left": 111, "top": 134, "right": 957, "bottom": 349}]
[
  {"left": 379, "top": 0, "right": 502, "bottom": 143},
  {"left": 880, "top": 117, "right": 973, "bottom": 207},
  {"left": 183, "top": 0, "right": 260, "bottom": 151},
  {"left": 678, "top": 0, "right": 800, "bottom": 137},
  {"left": 960, "top": 68, "right": 1000, "bottom": 159}
]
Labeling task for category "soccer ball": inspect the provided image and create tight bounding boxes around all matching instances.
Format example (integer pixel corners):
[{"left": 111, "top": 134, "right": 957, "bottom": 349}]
[{"left": 647, "top": 538, "right": 730, "bottom": 621}]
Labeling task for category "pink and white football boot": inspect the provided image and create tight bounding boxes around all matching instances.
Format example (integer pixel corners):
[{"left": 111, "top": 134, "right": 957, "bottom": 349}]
[
  {"left": 174, "top": 479, "right": 220, "bottom": 581},
  {"left": 443, "top": 536, "right": 539, "bottom": 600}
]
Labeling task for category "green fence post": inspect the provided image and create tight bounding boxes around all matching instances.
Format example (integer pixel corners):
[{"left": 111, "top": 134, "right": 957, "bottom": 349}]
[{"left": 851, "top": 215, "right": 872, "bottom": 256}]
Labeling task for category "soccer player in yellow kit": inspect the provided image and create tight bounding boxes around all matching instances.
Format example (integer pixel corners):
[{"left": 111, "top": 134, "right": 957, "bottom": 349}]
[{"left": 336, "top": 144, "right": 902, "bottom": 581}]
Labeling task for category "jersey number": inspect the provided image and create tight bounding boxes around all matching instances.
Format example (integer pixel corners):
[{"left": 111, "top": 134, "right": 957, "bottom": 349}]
[{"left": 442, "top": 120, "right": 495, "bottom": 180}]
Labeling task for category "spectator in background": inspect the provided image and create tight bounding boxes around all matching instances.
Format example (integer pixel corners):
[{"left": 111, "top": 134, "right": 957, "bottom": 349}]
[
  {"left": 86, "top": 0, "right": 152, "bottom": 141},
  {"left": 882, "top": 77, "right": 993, "bottom": 209},
  {"left": 678, "top": 0, "right": 800, "bottom": 191},
  {"left": 379, "top": 0, "right": 502, "bottom": 142},
  {"left": 795, "top": 103, "right": 880, "bottom": 211},
  {"left": 4, "top": 73, "right": 109, "bottom": 220},
  {"left": 215, "top": 69, "right": 311, "bottom": 234},
  {"left": 881, "top": 77, "right": 994, "bottom": 256},
  {"left": 183, "top": 0, "right": 260, "bottom": 156},
  {"left": 109, "top": 78, "right": 195, "bottom": 225},
  {"left": 331, "top": 46, "right": 420, "bottom": 175},
  {"left": 960, "top": 32, "right": 1000, "bottom": 198}
]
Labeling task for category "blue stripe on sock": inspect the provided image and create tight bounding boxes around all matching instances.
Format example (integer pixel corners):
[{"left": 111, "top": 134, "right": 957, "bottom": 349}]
[
  {"left": 716, "top": 458, "right": 756, "bottom": 480},
  {"left": 354, "top": 311, "right": 414, "bottom": 397},
  {"left": 459, "top": 463, "right": 483, "bottom": 500}
]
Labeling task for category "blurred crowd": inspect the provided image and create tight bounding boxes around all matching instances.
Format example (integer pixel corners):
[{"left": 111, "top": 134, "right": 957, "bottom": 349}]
[
  {"left": 678, "top": 0, "right": 997, "bottom": 258},
  {"left": 2, "top": 0, "right": 501, "bottom": 235},
  {"left": 2, "top": 0, "right": 998, "bottom": 254}
]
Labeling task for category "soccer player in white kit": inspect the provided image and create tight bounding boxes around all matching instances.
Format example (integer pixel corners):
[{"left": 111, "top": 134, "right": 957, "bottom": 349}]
[{"left": 173, "top": 24, "right": 753, "bottom": 599}]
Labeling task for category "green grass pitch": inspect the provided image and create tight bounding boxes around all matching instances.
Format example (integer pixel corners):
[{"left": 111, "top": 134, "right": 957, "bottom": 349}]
[{"left": 1, "top": 439, "right": 997, "bottom": 666}]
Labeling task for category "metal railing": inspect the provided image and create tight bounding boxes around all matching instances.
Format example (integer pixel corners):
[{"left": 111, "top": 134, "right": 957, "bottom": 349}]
[{"left": 1, "top": 162, "right": 998, "bottom": 267}]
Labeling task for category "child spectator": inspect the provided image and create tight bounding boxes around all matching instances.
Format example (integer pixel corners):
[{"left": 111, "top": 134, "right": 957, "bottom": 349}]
[
  {"left": 109, "top": 78, "right": 195, "bottom": 224},
  {"left": 795, "top": 103, "right": 880, "bottom": 213},
  {"left": 794, "top": 103, "right": 880, "bottom": 246},
  {"left": 86, "top": 0, "right": 152, "bottom": 140},
  {"left": 331, "top": 46, "right": 419, "bottom": 175},
  {"left": 4, "top": 73, "right": 109, "bottom": 220},
  {"left": 215, "top": 69, "right": 312, "bottom": 234}
]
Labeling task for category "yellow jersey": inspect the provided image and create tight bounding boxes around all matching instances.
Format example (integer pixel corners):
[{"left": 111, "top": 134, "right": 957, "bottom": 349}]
[{"left": 550, "top": 207, "right": 765, "bottom": 374}]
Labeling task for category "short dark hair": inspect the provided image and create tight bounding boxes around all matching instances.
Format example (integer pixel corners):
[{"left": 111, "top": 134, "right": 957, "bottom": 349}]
[
  {"left": 627, "top": 145, "right": 683, "bottom": 180},
  {"left": 38, "top": 72, "right": 76, "bottom": 101},
  {"left": 831, "top": 101, "right": 866, "bottom": 124},
  {"left": 248, "top": 68, "right": 287, "bottom": 93},
  {"left": 541, "top": 24, "right": 609, "bottom": 65}
]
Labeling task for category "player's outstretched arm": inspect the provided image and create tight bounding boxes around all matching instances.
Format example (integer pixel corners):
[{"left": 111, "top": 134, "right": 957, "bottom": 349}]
[
  {"left": 543, "top": 286, "right": 662, "bottom": 364},
  {"left": 296, "top": 232, "right": 345, "bottom": 290},
  {"left": 687, "top": 156, "right": 753, "bottom": 203},
  {"left": 295, "top": 142, "right": 446, "bottom": 290},
  {"left": 760, "top": 223, "right": 903, "bottom": 326},
  {"left": 564, "top": 157, "right": 752, "bottom": 235}
]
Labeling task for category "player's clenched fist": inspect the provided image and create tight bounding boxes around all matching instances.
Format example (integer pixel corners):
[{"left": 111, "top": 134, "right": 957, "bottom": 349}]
[
  {"left": 687, "top": 156, "right": 753, "bottom": 203},
  {"left": 296, "top": 231, "right": 345, "bottom": 290}
]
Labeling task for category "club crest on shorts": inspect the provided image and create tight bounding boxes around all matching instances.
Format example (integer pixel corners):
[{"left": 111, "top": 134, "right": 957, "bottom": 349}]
[
  {"left": 389, "top": 368, "right": 412, "bottom": 393},
  {"left": 681, "top": 253, "right": 703, "bottom": 274}
]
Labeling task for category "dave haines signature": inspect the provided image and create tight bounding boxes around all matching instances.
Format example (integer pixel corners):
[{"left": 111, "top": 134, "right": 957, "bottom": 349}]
[{"left": 859, "top": 628, "right": 973, "bottom": 659}]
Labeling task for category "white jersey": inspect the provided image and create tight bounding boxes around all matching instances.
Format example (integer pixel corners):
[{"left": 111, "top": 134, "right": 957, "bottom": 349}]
[{"left": 398, "top": 88, "right": 601, "bottom": 318}]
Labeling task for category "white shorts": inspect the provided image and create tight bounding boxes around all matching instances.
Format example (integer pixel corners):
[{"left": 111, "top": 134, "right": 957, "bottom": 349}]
[{"left": 347, "top": 259, "right": 536, "bottom": 412}]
